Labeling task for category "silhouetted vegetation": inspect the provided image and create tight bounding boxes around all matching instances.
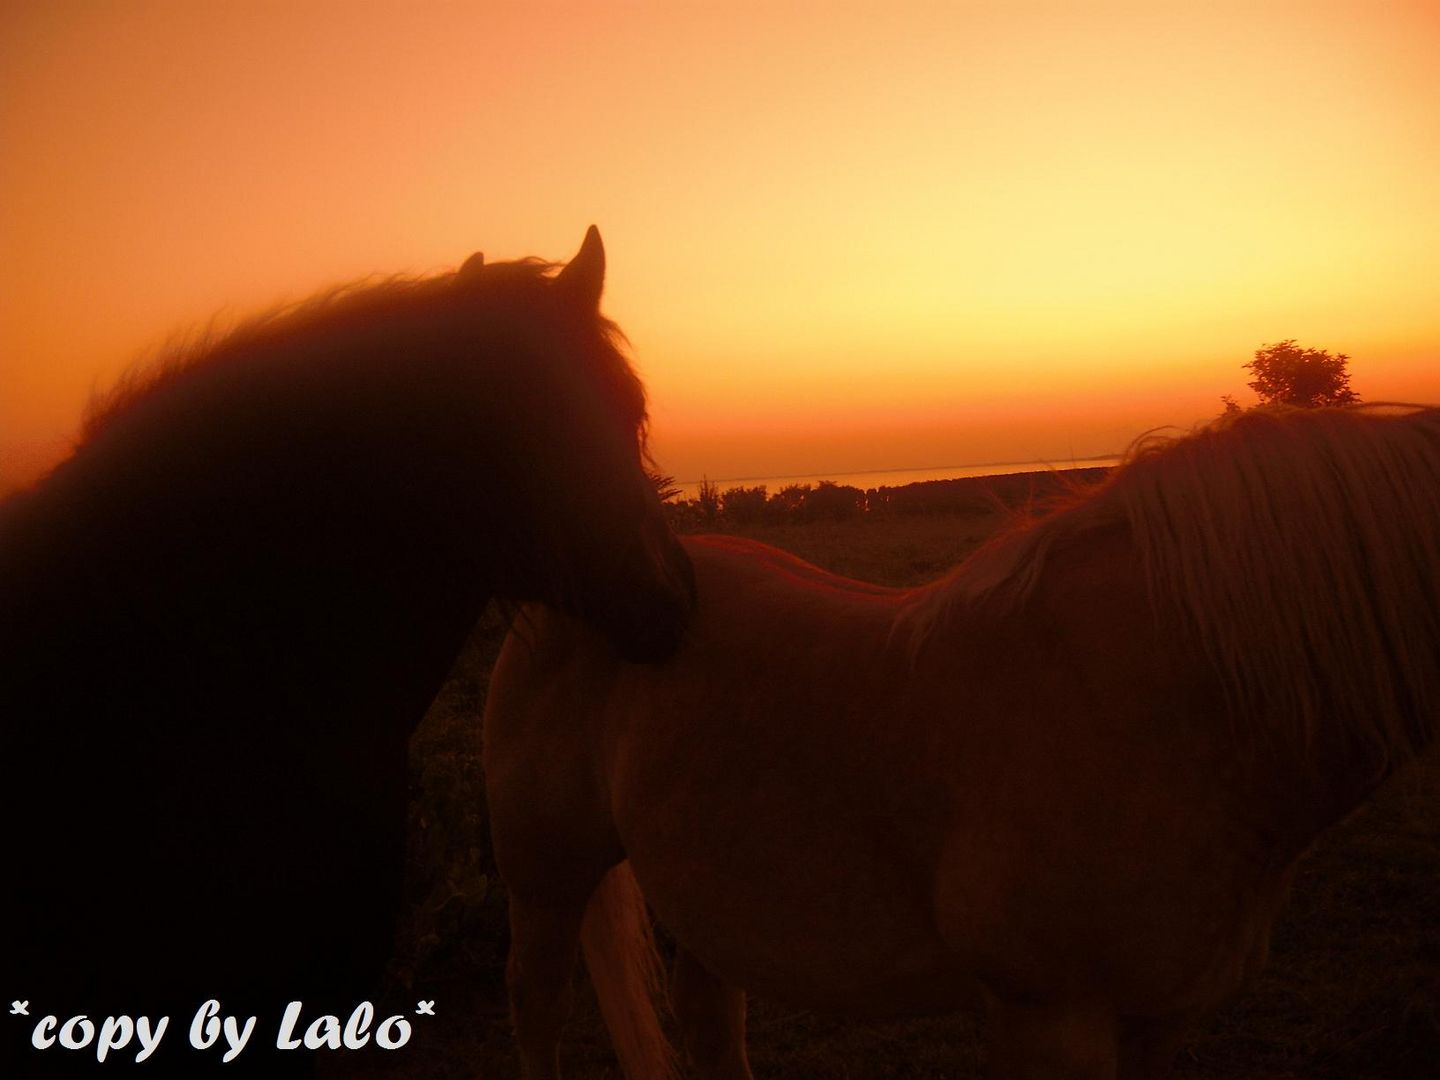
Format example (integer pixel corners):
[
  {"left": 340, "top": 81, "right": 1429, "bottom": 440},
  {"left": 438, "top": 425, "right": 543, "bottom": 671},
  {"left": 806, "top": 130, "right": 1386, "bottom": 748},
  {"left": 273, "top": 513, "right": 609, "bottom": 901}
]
[
  {"left": 805, "top": 479, "right": 866, "bottom": 520},
  {"left": 665, "top": 467, "right": 1110, "bottom": 529},
  {"left": 647, "top": 469, "right": 682, "bottom": 504},
  {"left": 695, "top": 477, "right": 720, "bottom": 525},
  {"left": 1226, "top": 339, "right": 1360, "bottom": 411},
  {"left": 707, "top": 479, "right": 868, "bottom": 524},
  {"left": 719, "top": 483, "right": 770, "bottom": 523}
]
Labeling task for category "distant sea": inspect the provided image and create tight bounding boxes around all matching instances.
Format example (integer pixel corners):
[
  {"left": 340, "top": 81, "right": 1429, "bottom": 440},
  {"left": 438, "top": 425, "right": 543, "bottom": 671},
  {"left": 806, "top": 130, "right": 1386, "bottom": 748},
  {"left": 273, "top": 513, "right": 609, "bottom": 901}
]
[{"left": 673, "top": 455, "right": 1123, "bottom": 500}]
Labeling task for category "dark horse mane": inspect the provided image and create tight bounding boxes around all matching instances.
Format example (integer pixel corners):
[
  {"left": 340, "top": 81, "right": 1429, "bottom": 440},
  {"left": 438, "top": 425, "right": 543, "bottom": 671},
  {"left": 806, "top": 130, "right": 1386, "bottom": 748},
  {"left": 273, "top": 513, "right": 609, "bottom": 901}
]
[
  {"left": 73, "top": 254, "right": 650, "bottom": 476},
  {"left": 2, "top": 246, "right": 673, "bottom": 634}
]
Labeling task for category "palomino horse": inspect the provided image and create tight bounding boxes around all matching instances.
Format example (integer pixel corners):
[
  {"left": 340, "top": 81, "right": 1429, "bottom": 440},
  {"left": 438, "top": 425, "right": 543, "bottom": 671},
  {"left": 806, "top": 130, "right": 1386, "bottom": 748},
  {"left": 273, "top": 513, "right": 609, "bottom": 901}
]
[
  {"left": 0, "top": 229, "right": 692, "bottom": 1073},
  {"left": 484, "top": 405, "right": 1440, "bottom": 1079}
]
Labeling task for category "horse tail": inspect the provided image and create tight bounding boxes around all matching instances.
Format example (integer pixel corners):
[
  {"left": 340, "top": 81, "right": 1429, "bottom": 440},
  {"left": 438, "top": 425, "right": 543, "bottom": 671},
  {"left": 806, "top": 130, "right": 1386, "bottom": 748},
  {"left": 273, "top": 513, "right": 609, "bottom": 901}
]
[{"left": 580, "top": 860, "right": 678, "bottom": 1080}]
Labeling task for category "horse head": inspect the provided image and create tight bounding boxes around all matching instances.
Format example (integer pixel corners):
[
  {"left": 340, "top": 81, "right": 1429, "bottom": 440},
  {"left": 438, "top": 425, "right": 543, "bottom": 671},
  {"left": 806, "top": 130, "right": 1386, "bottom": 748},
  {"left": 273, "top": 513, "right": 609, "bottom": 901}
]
[{"left": 457, "top": 227, "right": 695, "bottom": 661}]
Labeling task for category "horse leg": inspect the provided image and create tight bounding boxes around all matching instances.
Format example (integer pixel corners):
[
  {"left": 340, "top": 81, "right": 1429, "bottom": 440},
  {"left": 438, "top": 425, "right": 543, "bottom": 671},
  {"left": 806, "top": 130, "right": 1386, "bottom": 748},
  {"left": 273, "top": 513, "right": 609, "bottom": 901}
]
[
  {"left": 507, "top": 894, "right": 591, "bottom": 1080},
  {"left": 986, "top": 995, "right": 1119, "bottom": 1079},
  {"left": 487, "top": 620, "right": 631, "bottom": 1077},
  {"left": 670, "top": 946, "right": 754, "bottom": 1080},
  {"left": 501, "top": 848, "right": 623, "bottom": 1078}
]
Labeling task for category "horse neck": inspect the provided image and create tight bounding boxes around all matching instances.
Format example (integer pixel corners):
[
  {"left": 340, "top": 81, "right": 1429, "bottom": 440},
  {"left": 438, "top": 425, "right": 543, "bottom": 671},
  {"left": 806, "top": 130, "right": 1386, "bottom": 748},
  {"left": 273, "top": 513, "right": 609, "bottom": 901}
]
[
  {"left": 956, "top": 518, "right": 1426, "bottom": 869},
  {"left": 3, "top": 410, "right": 503, "bottom": 717}
]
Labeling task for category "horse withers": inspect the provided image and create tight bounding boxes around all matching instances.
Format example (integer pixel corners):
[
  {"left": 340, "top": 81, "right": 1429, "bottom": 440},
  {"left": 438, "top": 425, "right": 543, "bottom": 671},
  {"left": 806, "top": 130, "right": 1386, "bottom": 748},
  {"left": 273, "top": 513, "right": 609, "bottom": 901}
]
[
  {"left": 484, "top": 405, "right": 1440, "bottom": 1079},
  {"left": 0, "top": 228, "right": 692, "bottom": 1073}
]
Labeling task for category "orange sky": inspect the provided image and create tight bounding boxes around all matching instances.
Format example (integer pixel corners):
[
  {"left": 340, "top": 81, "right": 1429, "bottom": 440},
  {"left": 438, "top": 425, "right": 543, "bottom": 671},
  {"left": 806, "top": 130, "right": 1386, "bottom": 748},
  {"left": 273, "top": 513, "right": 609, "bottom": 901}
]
[{"left": 3, "top": 1, "right": 1438, "bottom": 488}]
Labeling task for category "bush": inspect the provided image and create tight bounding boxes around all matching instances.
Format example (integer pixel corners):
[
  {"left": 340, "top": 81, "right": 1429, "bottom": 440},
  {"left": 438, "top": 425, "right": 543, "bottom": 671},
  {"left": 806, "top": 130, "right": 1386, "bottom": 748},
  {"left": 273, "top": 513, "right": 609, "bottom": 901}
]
[{"left": 720, "top": 484, "right": 769, "bottom": 524}]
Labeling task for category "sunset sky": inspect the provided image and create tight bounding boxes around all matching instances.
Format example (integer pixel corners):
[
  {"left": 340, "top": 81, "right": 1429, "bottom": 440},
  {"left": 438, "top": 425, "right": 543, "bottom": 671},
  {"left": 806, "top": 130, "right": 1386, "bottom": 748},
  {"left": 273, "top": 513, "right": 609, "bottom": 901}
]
[{"left": 3, "top": 1, "right": 1437, "bottom": 489}]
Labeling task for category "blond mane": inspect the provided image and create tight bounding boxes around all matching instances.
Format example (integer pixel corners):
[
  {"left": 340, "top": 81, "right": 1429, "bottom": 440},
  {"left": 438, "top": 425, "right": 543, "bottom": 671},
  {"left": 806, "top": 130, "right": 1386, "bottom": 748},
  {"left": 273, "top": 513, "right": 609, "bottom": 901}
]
[{"left": 906, "top": 405, "right": 1440, "bottom": 765}]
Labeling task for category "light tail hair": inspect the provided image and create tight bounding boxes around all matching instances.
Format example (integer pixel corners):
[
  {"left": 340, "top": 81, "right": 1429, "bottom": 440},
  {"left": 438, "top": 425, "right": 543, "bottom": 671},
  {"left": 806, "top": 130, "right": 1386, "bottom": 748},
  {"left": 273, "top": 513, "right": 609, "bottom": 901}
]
[{"left": 580, "top": 861, "right": 678, "bottom": 1080}]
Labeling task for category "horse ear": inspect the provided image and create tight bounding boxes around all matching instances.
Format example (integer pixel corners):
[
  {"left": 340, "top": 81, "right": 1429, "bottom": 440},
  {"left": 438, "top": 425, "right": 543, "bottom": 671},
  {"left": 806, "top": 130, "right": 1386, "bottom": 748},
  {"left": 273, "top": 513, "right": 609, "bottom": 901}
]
[
  {"left": 458, "top": 252, "right": 484, "bottom": 281},
  {"left": 555, "top": 225, "right": 605, "bottom": 312}
]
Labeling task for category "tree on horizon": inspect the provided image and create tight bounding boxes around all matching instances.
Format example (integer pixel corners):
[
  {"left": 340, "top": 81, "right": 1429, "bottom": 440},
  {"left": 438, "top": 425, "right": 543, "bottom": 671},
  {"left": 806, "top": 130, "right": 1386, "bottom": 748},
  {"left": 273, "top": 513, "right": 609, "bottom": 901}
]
[{"left": 1235, "top": 339, "right": 1360, "bottom": 410}]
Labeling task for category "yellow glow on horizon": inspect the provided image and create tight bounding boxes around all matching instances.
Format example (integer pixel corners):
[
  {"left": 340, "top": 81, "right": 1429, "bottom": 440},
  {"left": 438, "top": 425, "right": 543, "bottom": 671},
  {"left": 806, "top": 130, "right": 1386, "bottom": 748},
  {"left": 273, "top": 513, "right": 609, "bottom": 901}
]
[{"left": 3, "top": 1, "right": 1437, "bottom": 488}]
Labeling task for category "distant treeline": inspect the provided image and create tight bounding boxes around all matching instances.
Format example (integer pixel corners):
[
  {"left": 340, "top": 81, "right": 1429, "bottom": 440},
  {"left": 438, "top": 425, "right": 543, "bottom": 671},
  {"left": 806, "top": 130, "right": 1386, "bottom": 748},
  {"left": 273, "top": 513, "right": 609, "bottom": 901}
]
[{"left": 665, "top": 466, "right": 1112, "bottom": 527}]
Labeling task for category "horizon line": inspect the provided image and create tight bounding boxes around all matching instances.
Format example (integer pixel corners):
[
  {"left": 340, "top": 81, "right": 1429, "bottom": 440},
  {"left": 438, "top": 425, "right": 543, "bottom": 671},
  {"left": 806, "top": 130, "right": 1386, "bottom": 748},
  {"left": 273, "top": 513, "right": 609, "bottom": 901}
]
[{"left": 676, "top": 452, "right": 1123, "bottom": 489}]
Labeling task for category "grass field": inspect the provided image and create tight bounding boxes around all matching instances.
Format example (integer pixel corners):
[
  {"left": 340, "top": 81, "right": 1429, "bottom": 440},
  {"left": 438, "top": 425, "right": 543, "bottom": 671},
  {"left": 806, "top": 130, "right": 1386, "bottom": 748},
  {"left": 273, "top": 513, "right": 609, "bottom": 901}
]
[{"left": 348, "top": 509, "right": 1440, "bottom": 1078}]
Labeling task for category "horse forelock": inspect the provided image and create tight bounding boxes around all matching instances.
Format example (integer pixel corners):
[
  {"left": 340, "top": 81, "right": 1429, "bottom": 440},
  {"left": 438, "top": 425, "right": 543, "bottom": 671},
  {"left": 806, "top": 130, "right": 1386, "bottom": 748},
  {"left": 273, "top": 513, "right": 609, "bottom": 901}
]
[{"left": 905, "top": 405, "right": 1440, "bottom": 768}]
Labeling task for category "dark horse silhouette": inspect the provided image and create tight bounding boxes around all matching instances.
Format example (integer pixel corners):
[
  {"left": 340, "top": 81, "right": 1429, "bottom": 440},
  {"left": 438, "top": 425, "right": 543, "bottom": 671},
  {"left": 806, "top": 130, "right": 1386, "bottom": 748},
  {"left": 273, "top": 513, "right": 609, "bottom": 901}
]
[{"left": 0, "top": 228, "right": 692, "bottom": 1073}]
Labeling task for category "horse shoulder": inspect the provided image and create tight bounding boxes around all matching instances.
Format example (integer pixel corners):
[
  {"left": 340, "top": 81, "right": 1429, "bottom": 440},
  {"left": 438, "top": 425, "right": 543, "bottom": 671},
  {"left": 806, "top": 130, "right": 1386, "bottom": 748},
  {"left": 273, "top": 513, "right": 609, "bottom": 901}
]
[{"left": 930, "top": 528, "right": 1285, "bottom": 1013}]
